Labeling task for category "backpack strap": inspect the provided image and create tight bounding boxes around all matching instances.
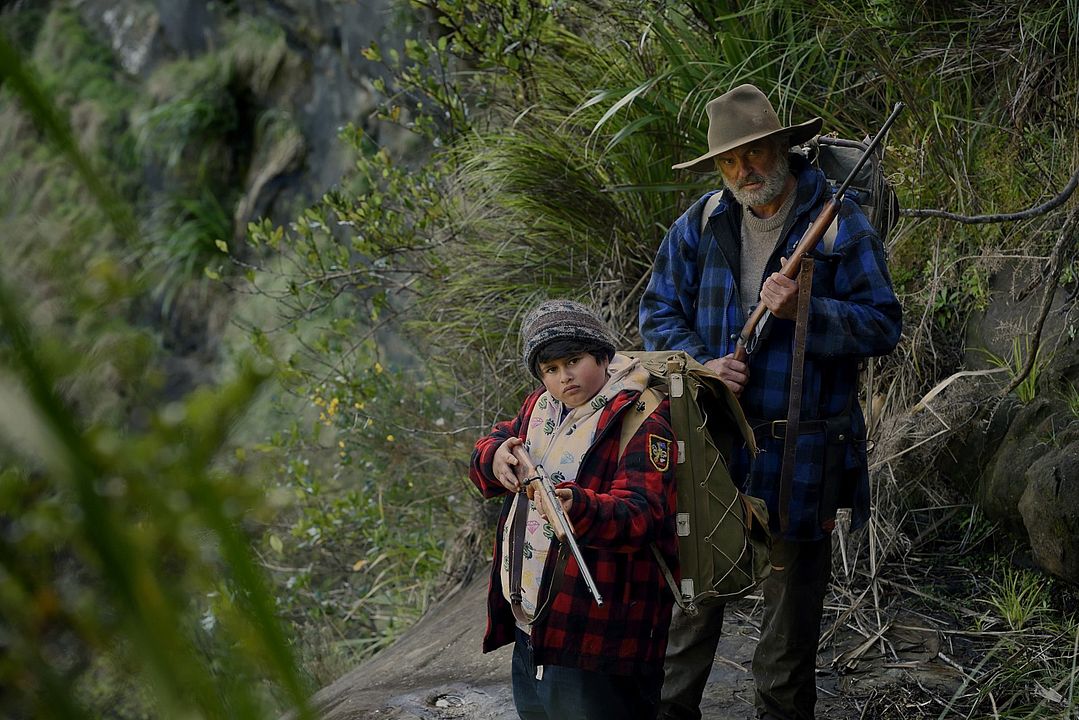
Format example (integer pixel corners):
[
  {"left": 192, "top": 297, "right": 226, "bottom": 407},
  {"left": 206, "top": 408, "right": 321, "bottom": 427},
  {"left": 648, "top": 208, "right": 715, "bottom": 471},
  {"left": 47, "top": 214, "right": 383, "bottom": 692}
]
[
  {"left": 618, "top": 386, "right": 663, "bottom": 459},
  {"left": 823, "top": 215, "right": 839, "bottom": 254},
  {"left": 698, "top": 192, "right": 724, "bottom": 238},
  {"left": 617, "top": 386, "right": 694, "bottom": 612}
]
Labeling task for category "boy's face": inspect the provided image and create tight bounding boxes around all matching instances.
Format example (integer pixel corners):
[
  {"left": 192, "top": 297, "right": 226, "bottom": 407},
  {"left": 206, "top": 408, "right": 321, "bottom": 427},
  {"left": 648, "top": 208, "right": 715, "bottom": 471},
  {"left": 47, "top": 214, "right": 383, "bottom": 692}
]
[{"left": 537, "top": 353, "right": 611, "bottom": 409}]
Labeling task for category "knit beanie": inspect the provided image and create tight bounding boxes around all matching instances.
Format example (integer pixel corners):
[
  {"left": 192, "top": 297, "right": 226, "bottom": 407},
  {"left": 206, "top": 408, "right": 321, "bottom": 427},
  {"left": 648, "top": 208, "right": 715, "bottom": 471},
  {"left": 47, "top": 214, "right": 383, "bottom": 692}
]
[{"left": 520, "top": 299, "right": 617, "bottom": 378}]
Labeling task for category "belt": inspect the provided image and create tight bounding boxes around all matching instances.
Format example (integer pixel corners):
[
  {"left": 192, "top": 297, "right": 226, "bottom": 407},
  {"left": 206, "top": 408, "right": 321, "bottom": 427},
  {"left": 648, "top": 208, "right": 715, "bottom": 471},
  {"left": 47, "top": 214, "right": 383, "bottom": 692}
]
[
  {"left": 749, "top": 417, "right": 851, "bottom": 441},
  {"left": 751, "top": 419, "right": 826, "bottom": 440}
]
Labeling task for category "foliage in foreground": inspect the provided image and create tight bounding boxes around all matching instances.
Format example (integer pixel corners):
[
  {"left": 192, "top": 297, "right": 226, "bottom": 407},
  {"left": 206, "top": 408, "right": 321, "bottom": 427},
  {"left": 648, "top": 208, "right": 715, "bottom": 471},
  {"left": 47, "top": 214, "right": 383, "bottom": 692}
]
[
  {"left": 0, "top": 25, "right": 313, "bottom": 720},
  {"left": 1, "top": 0, "right": 1077, "bottom": 717}
]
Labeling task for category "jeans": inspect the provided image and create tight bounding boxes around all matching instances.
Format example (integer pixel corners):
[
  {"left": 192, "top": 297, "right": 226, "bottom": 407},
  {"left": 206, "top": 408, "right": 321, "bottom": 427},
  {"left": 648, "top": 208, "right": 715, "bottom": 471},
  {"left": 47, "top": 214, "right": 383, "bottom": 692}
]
[
  {"left": 511, "top": 628, "right": 663, "bottom": 720},
  {"left": 659, "top": 536, "right": 833, "bottom": 720}
]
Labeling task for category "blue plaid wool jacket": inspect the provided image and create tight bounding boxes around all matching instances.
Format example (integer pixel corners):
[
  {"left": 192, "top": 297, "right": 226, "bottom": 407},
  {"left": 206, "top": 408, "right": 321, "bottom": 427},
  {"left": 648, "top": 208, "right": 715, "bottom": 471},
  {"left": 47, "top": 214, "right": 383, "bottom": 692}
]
[{"left": 639, "top": 154, "right": 902, "bottom": 541}]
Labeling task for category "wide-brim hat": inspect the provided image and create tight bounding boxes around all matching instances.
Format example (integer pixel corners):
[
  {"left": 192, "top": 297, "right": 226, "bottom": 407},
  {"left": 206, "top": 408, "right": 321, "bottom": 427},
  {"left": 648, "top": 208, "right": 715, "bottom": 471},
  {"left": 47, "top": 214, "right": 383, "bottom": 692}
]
[{"left": 673, "top": 84, "right": 823, "bottom": 173}]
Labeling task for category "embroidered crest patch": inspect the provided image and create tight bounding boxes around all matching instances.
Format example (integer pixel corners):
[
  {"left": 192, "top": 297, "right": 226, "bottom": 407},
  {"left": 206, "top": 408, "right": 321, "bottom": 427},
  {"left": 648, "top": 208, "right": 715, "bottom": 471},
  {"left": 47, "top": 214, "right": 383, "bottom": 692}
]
[{"left": 648, "top": 434, "right": 671, "bottom": 472}]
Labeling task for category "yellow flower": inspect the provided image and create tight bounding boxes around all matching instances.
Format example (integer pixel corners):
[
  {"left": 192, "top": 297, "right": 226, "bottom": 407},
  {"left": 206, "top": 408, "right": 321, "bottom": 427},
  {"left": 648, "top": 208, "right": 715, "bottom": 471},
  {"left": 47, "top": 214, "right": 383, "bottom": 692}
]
[
  {"left": 386, "top": 434, "right": 395, "bottom": 442},
  {"left": 374, "top": 362, "right": 383, "bottom": 375}
]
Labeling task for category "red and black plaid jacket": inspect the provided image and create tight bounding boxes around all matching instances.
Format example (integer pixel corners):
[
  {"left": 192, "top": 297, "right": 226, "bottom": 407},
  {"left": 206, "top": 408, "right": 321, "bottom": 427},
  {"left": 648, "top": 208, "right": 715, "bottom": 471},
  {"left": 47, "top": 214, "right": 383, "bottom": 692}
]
[{"left": 470, "top": 387, "right": 678, "bottom": 677}]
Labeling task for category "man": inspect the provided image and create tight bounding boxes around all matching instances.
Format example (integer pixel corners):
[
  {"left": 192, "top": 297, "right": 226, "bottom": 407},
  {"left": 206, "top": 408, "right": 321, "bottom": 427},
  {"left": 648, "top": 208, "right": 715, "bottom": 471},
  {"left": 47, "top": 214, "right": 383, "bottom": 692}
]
[{"left": 639, "top": 84, "right": 902, "bottom": 720}]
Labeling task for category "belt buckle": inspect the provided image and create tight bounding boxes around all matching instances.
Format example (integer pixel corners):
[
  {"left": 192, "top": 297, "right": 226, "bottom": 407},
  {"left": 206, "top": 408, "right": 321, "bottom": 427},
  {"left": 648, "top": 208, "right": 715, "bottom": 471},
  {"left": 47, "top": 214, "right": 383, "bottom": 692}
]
[{"left": 770, "top": 420, "right": 787, "bottom": 439}]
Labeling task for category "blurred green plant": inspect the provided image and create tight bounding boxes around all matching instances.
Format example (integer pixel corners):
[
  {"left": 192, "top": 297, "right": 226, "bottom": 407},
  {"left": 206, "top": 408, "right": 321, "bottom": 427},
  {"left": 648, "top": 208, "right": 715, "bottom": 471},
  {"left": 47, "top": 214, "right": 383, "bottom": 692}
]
[
  {"left": 146, "top": 187, "right": 234, "bottom": 312},
  {"left": 0, "top": 26, "right": 313, "bottom": 719},
  {"left": 133, "top": 55, "right": 240, "bottom": 173}
]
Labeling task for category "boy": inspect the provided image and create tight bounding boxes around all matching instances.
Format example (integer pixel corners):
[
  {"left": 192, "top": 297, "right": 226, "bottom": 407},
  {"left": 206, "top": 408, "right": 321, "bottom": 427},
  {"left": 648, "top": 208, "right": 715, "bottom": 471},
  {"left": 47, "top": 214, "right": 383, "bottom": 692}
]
[{"left": 470, "top": 299, "right": 679, "bottom": 720}]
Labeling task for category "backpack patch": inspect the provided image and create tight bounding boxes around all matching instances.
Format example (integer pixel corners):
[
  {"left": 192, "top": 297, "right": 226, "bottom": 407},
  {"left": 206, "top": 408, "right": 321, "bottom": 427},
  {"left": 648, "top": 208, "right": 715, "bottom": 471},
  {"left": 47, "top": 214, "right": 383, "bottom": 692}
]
[{"left": 648, "top": 434, "right": 671, "bottom": 472}]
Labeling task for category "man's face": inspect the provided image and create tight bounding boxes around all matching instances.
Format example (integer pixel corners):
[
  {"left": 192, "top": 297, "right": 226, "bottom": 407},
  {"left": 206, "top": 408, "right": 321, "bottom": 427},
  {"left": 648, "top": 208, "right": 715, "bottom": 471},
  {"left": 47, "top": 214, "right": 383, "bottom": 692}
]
[
  {"left": 537, "top": 353, "right": 610, "bottom": 409},
  {"left": 714, "top": 136, "right": 790, "bottom": 209}
]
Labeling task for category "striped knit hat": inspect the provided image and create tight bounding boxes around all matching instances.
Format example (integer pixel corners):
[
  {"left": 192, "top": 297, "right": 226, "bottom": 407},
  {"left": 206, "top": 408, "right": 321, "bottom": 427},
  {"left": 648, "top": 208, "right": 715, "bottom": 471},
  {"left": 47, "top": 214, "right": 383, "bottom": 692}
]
[{"left": 520, "top": 299, "right": 617, "bottom": 378}]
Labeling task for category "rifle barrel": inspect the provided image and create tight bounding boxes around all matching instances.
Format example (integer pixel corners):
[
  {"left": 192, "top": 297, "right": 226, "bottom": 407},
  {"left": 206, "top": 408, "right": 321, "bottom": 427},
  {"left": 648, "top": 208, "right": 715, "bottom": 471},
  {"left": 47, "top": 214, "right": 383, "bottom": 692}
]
[
  {"left": 733, "top": 102, "right": 905, "bottom": 363},
  {"left": 511, "top": 445, "right": 604, "bottom": 606},
  {"left": 833, "top": 102, "right": 905, "bottom": 199}
]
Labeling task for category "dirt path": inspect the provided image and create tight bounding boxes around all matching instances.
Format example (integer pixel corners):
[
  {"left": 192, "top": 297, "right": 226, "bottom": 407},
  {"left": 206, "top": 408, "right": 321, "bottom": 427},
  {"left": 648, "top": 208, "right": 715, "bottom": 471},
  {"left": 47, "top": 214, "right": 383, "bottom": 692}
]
[{"left": 307, "top": 574, "right": 966, "bottom": 719}]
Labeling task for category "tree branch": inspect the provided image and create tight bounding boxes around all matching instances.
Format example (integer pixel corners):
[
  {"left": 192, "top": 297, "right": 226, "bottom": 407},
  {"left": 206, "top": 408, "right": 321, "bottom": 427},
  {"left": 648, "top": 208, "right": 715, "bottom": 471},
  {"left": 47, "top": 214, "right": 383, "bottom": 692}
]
[{"left": 902, "top": 168, "right": 1079, "bottom": 224}]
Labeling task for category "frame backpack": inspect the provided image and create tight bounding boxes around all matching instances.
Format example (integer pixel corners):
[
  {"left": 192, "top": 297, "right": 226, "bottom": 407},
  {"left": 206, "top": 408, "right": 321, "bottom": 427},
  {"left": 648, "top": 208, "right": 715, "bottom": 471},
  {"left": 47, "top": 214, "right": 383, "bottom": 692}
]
[{"left": 618, "top": 351, "right": 770, "bottom": 613}]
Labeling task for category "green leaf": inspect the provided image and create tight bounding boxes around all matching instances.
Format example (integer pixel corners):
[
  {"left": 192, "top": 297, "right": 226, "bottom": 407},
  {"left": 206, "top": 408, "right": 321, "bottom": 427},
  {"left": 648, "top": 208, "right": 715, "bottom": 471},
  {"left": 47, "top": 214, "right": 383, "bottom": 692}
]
[
  {"left": 361, "top": 42, "right": 381, "bottom": 62},
  {"left": 591, "top": 76, "right": 665, "bottom": 135}
]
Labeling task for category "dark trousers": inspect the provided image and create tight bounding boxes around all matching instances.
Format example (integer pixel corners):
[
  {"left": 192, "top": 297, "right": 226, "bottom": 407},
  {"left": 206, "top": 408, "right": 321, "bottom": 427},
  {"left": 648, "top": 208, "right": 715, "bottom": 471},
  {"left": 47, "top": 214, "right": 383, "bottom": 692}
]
[
  {"left": 659, "top": 536, "right": 833, "bottom": 720},
  {"left": 511, "top": 628, "right": 663, "bottom": 720}
]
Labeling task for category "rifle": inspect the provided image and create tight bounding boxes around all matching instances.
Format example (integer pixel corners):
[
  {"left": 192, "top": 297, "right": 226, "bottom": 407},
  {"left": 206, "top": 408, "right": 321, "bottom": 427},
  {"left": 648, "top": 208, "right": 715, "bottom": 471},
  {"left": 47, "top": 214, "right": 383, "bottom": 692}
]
[
  {"left": 733, "top": 102, "right": 905, "bottom": 364},
  {"left": 511, "top": 444, "right": 604, "bottom": 607}
]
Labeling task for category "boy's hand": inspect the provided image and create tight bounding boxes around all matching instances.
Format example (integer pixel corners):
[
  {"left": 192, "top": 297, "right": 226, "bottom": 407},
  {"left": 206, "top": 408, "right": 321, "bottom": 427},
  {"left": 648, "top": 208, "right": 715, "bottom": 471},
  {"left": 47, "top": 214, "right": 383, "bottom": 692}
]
[
  {"left": 704, "top": 353, "right": 749, "bottom": 396},
  {"left": 533, "top": 487, "right": 574, "bottom": 519},
  {"left": 493, "top": 437, "right": 524, "bottom": 491},
  {"left": 531, "top": 486, "right": 575, "bottom": 540}
]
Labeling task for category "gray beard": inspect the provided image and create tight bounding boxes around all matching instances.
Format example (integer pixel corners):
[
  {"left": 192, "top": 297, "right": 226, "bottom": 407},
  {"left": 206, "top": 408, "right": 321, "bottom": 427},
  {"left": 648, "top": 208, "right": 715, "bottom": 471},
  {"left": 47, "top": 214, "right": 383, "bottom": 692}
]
[{"left": 724, "top": 152, "right": 791, "bottom": 209}]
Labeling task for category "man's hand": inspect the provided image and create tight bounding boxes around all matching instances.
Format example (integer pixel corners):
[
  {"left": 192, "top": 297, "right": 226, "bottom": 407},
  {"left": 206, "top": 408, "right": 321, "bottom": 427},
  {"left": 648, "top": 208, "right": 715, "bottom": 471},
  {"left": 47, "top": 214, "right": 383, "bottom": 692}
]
[
  {"left": 704, "top": 354, "right": 749, "bottom": 396},
  {"left": 493, "top": 437, "right": 524, "bottom": 492},
  {"left": 760, "top": 256, "right": 799, "bottom": 320}
]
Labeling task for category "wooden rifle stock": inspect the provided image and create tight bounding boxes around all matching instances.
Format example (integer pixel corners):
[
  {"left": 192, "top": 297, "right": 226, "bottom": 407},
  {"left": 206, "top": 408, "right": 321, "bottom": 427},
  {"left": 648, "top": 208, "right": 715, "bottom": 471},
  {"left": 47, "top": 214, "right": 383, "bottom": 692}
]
[
  {"left": 732, "top": 102, "right": 905, "bottom": 364},
  {"left": 511, "top": 444, "right": 604, "bottom": 606}
]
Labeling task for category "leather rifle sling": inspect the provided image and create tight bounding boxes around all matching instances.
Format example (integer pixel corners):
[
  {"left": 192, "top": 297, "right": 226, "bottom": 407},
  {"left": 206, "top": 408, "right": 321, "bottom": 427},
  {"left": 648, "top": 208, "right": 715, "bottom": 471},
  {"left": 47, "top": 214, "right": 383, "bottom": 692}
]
[
  {"left": 508, "top": 491, "right": 530, "bottom": 623},
  {"left": 508, "top": 489, "right": 569, "bottom": 626},
  {"left": 779, "top": 258, "right": 814, "bottom": 534}
]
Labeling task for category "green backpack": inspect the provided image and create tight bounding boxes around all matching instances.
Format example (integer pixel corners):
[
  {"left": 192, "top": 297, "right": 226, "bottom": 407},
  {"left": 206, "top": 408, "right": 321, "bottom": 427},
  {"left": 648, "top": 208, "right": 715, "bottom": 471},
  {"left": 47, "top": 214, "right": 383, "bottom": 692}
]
[{"left": 619, "top": 351, "right": 771, "bottom": 613}]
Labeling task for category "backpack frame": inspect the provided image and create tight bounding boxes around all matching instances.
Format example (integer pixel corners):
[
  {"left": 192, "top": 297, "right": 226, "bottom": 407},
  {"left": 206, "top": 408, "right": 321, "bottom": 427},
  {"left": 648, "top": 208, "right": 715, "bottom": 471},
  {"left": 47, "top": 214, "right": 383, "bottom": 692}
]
[{"left": 802, "top": 134, "right": 900, "bottom": 244}]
